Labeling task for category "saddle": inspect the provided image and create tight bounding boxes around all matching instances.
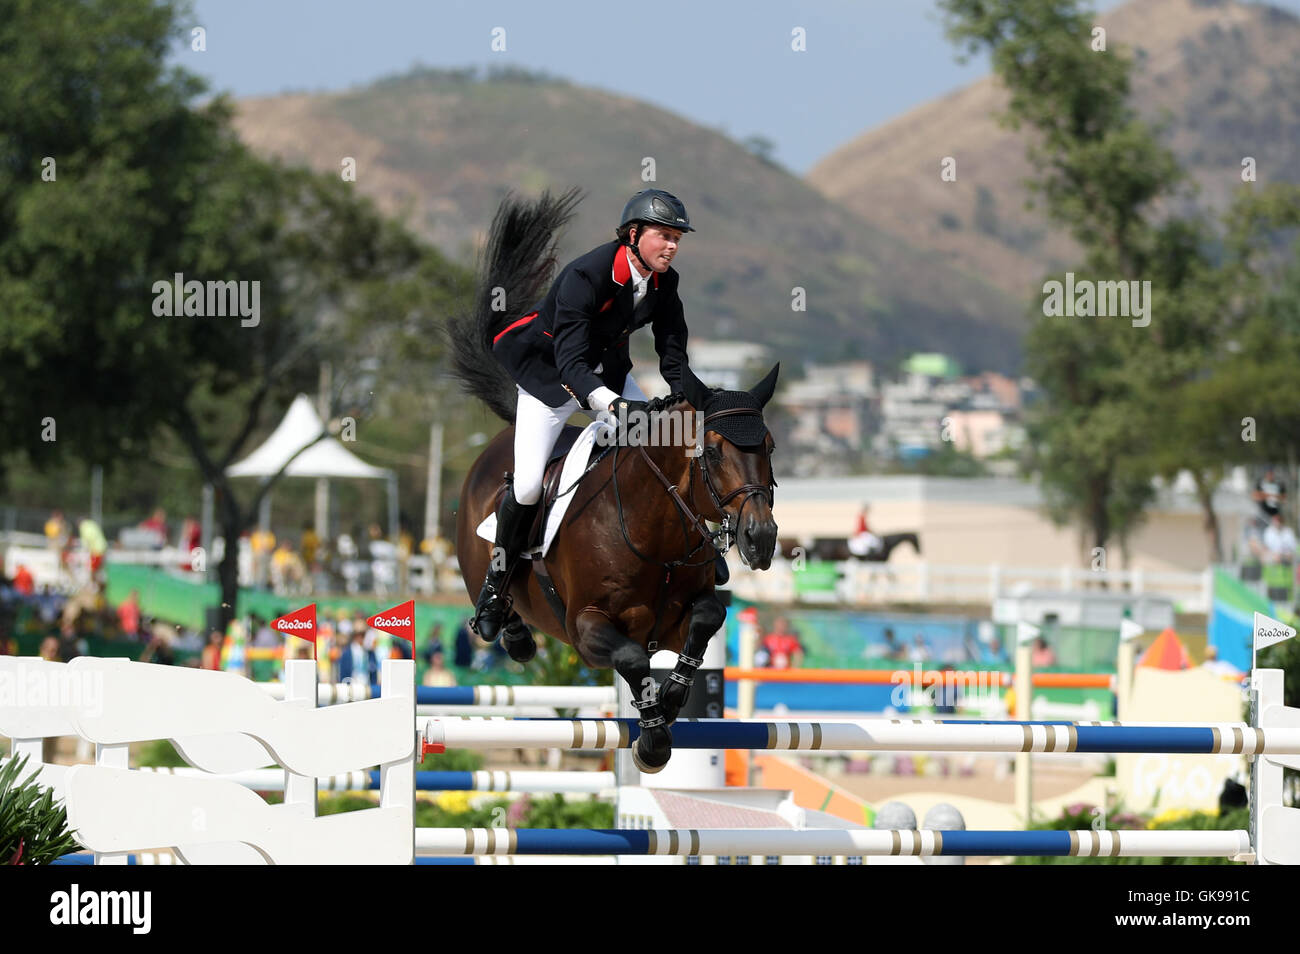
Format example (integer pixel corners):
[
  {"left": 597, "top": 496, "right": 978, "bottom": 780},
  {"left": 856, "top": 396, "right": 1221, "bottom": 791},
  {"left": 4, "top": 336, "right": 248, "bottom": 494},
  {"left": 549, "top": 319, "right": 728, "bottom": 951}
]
[
  {"left": 489, "top": 424, "right": 606, "bottom": 635},
  {"left": 490, "top": 426, "right": 588, "bottom": 551}
]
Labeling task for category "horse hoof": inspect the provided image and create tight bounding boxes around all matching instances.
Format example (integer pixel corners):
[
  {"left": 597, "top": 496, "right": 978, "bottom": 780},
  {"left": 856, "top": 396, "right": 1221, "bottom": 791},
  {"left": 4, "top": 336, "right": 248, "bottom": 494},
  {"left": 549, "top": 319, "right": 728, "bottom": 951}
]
[
  {"left": 503, "top": 633, "right": 536, "bottom": 663},
  {"left": 632, "top": 744, "right": 669, "bottom": 774},
  {"left": 632, "top": 732, "right": 672, "bottom": 773}
]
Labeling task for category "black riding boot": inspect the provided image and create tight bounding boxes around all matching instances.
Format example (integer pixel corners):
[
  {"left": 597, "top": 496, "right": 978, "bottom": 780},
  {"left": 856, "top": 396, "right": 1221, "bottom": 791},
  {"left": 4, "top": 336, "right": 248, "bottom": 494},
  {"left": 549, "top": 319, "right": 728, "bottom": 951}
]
[{"left": 471, "top": 481, "right": 538, "bottom": 641}]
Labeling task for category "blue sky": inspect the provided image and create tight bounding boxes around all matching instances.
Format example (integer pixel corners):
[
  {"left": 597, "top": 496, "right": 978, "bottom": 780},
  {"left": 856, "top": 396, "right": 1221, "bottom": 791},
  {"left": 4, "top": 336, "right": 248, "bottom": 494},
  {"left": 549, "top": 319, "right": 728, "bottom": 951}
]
[{"left": 179, "top": 0, "right": 1300, "bottom": 173}]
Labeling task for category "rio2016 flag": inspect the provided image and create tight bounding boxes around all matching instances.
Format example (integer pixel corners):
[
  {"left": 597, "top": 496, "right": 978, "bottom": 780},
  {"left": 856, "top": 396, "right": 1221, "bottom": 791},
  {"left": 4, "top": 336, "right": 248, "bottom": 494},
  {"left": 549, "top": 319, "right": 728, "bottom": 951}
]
[
  {"left": 367, "top": 600, "right": 415, "bottom": 647},
  {"left": 272, "top": 604, "right": 318, "bottom": 643},
  {"left": 1254, "top": 612, "right": 1296, "bottom": 652}
]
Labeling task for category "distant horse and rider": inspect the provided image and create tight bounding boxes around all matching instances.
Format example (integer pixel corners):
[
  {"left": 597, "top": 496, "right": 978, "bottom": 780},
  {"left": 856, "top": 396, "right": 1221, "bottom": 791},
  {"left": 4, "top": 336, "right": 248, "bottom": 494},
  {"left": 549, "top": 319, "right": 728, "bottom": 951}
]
[{"left": 447, "top": 188, "right": 779, "bottom": 772}]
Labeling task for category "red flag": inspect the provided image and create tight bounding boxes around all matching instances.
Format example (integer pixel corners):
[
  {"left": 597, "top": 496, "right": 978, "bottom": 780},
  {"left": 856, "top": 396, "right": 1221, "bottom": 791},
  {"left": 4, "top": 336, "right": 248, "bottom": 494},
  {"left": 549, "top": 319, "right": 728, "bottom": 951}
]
[
  {"left": 367, "top": 599, "right": 415, "bottom": 646},
  {"left": 272, "top": 603, "right": 318, "bottom": 643}
]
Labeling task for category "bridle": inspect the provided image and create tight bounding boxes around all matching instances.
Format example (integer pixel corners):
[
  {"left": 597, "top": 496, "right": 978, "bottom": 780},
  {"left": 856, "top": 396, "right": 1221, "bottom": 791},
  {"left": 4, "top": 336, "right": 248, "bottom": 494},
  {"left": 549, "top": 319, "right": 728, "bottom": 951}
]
[
  {"left": 614, "top": 406, "right": 776, "bottom": 561},
  {"left": 690, "top": 407, "right": 778, "bottom": 558},
  {"left": 609, "top": 402, "right": 777, "bottom": 652}
]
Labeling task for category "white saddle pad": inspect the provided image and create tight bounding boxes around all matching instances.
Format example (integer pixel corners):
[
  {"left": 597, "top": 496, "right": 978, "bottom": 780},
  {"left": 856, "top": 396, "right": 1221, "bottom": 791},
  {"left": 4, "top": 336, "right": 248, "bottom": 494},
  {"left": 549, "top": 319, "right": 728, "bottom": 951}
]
[{"left": 476, "top": 418, "right": 615, "bottom": 558}]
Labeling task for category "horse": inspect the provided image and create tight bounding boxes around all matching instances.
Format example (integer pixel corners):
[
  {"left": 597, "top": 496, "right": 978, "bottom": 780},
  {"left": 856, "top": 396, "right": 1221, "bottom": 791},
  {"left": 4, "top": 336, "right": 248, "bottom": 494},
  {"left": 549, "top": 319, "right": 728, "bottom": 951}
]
[
  {"left": 446, "top": 191, "right": 780, "bottom": 772},
  {"left": 820, "top": 533, "right": 920, "bottom": 562}
]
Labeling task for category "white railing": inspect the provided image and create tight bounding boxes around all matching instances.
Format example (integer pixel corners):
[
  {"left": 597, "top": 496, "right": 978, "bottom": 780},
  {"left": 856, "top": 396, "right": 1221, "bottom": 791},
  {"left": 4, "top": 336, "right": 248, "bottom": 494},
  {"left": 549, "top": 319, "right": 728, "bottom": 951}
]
[{"left": 728, "top": 559, "right": 1212, "bottom": 612}]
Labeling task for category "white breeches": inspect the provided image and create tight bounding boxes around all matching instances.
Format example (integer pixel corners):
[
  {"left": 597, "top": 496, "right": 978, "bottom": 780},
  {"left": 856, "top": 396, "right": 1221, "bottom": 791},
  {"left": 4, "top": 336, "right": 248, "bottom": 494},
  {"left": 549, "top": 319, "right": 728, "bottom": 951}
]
[{"left": 512, "top": 374, "right": 647, "bottom": 505}]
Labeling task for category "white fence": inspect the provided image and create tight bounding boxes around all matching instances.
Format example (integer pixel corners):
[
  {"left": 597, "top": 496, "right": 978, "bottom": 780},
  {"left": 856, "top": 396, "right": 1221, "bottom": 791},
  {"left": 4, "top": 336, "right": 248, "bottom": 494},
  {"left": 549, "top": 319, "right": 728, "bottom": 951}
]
[{"left": 729, "top": 559, "right": 1212, "bottom": 612}]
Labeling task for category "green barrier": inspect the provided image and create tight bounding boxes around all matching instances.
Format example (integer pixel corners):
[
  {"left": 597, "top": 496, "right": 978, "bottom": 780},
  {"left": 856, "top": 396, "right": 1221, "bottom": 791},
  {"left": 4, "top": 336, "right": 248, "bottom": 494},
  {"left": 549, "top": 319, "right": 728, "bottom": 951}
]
[{"left": 792, "top": 561, "right": 841, "bottom": 596}]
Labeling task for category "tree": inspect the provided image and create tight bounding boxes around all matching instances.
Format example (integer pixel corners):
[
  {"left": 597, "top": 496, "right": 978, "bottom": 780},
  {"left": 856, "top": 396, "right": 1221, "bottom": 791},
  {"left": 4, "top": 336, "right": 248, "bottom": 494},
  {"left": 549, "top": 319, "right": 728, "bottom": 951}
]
[
  {"left": 0, "top": 0, "right": 472, "bottom": 628},
  {"left": 939, "top": 0, "right": 1300, "bottom": 564}
]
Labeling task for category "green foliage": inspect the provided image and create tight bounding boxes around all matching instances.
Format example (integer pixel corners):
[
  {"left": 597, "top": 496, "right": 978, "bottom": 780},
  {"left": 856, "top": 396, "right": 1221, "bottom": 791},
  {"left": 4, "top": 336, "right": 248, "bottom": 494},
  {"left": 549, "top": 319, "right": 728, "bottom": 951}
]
[
  {"left": 318, "top": 791, "right": 613, "bottom": 829},
  {"left": 527, "top": 633, "right": 614, "bottom": 702},
  {"left": 1015, "top": 801, "right": 1250, "bottom": 865},
  {"left": 0, "top": 755, "right": 82, "bottom": 865},
  {"left": 418, "top": 748, "right": 483, "bottom": 772},
  {"left": 939, "top": 0, "right": 1300, "bottom": 559},
  {"left": 134, "top": 740, "right": 189, "bottom": 768}
]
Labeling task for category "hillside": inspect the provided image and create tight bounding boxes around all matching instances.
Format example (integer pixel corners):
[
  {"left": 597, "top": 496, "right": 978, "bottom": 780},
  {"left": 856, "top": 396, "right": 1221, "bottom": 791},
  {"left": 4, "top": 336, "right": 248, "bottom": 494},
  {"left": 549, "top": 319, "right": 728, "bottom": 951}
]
[
  {"left": 807, "top": 0, "right": 1300, "bottom": 300},
  {"left": 230, "top": 67, "right": 1024, "bottom": 374}
]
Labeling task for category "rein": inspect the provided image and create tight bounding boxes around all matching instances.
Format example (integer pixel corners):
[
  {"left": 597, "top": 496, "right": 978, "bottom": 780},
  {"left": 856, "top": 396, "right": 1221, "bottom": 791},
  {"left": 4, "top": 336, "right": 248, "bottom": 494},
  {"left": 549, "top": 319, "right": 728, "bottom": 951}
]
[{"left": 610, "top": 403, "right": 776, "bottom": 652}]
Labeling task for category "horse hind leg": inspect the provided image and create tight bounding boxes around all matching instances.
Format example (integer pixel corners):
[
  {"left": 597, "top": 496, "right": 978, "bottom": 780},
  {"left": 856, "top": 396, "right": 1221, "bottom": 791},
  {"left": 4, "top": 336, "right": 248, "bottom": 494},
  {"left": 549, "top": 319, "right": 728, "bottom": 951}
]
[
  {"left": 501, "top": 612, "right": 536, "bottom": 663},
  {"left": 658, "top": 594, "right": 725, "bottom": 726},
  {"left": 573, "top": 607, "right": 672, "bottom": 773}
]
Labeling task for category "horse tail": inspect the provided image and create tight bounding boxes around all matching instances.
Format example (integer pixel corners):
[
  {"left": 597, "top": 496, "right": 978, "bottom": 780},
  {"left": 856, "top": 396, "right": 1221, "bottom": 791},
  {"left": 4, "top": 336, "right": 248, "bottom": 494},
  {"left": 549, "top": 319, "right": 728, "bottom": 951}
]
[{"left": 446, "top": 187, "right": 585, "bottom": 422}]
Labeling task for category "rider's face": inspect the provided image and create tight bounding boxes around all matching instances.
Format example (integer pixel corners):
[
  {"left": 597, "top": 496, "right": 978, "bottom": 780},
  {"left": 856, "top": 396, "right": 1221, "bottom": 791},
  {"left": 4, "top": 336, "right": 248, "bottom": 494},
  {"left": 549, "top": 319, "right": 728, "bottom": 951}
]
[{"left": 632, "top": 225, "right": 683, "bottom": 273}]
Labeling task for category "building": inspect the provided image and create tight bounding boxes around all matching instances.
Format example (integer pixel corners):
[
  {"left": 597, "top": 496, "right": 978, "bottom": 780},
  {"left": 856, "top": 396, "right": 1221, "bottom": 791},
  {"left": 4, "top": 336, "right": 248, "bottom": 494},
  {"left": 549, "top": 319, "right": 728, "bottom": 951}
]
[{"left": 686, "top": 339, "right": 773, "bottom": 392}]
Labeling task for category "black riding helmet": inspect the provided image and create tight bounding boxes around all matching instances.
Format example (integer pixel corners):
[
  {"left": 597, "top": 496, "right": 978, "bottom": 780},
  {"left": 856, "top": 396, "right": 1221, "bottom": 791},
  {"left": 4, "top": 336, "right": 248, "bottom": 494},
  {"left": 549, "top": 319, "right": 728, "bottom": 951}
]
[{"left": 618, "top": 189, "right": 693, "bottom": 272}]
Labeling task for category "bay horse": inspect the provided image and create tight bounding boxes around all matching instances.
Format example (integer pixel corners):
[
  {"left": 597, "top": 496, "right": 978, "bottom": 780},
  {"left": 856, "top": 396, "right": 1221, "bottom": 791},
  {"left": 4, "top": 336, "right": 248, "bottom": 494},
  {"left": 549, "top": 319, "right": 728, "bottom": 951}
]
[
  {"left": 447, "top": 191, "right": 779, "bottom": 772},
  {"left": 807, "top": 533, "right": 921, "bottom": 562}
]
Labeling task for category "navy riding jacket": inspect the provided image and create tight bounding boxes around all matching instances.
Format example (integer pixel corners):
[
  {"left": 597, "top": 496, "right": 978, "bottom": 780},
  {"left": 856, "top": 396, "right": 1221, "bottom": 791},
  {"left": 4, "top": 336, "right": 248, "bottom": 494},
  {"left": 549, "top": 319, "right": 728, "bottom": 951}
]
[{"left": 491, "top": 240, "right": 689, "bottom": 410}]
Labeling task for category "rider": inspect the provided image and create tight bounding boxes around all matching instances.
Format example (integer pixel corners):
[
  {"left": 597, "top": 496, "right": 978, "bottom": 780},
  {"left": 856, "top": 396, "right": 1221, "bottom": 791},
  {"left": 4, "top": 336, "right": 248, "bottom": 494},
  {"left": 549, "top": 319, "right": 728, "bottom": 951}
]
[{"left": 472, "top": 189, "right": 695, "bottom": 639}]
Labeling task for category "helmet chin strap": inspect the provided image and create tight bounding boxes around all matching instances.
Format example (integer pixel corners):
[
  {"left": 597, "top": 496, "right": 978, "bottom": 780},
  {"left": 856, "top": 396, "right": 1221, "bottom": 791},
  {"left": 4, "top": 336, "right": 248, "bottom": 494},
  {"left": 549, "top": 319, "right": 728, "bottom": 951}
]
[{"left": 626, "top": 225, "right": 656, "bottom": 274}]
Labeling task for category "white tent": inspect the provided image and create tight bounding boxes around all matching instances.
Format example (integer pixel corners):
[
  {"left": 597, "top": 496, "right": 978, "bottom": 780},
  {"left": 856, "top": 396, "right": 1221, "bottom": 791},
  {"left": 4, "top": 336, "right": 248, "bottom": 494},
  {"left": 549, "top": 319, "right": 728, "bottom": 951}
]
[{"left": 226, "top": 394, "right": 398, "bottom": 539}]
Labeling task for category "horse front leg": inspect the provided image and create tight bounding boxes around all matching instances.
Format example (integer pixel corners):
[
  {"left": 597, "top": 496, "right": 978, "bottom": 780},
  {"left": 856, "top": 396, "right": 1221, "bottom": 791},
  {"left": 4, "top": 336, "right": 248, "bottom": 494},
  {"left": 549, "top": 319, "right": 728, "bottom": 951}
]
[
  {"left": 659, "top": 593, "right": 725, "bottom": 726},
  {"left": 573, "top": 607, "right": 673, "bottom": 773}
]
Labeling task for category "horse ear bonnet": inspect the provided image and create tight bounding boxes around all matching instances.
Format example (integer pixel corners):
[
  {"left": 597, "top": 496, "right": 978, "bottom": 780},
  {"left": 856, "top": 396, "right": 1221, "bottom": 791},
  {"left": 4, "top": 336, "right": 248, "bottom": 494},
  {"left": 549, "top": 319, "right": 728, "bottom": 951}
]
[{"left": 702, "top": 390, "right": 769, "bottom": 448}]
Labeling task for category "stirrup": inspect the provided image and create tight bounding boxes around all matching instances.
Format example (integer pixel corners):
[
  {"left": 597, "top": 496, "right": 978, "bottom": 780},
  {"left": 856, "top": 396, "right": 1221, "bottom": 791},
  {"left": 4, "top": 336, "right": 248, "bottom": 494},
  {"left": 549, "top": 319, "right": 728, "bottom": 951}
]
[{"left": 470, "top": 580, "right": 513, "bottom": 636}]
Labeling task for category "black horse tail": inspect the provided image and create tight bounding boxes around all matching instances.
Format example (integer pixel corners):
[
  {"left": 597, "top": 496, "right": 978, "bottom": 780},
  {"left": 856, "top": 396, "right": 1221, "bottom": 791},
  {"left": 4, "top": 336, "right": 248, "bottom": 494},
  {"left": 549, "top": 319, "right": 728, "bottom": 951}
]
[{"left": 446, "top": 187, "right": 584, "bottom": 422}]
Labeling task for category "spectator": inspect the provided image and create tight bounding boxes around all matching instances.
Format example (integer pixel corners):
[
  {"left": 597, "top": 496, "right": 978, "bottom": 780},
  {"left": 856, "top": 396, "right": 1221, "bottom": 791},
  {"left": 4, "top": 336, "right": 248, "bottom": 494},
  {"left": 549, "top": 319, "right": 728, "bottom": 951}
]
[
  {"left": 250, "top": 526, "right": 276, "bottom": 589},
  {"left": 139, "top": 508, "right": 168, "bottom": 548},
  {"left": 251, "top": 614, "right": 278, "bottom": 649},
  {"left": 1253, "top": 467, "right": 1287, "bottom": 523},
  {"left": 140, "top": 630, "right": 176, "bottom": 666},
  {"left": 57, "top": 620, "right": 84, "bottom": 662},
  {"left": 423, "top": 533, "right": 452, "bottom": 593},
  {"left": 200, "top": 630, "right": 225, "bottom": 670},
  {"left": 880, "top": 627, "right": 905, "bottom": 661},
  {"left": 44, "top": 509, "right": 69, "bottom": 551},
  {"left": 422, "top": 622, "right": 445, "bottom": 669},
  {"left": 908, "top": 633, "right": 930, "bottom": 663},
  {"left": 39, "top": 635, "right": 61, "bottom": 662},
  {"left": 758, "top": 617, "right": 804, "bottom": 670},
  {"left": 422, "top": 650, "right": 457, "bottom": 688},
  {"left": 453, "top": 618, "right": 475, "bottom": 668},
  {"left": 300, "top": 523, "right": 320, "bottom": 567},
  {"left": 117, "top": 589, "right": 142, "bottom": 640},
  {"left": 397, "top": 527, "right": 414, "bottom": 594},
  {"left": 338, "top": 629, "right": 377, "bottom": 686},
  {"left": 77, "top": 518, "right": 108, "bottom": 590},
  {"left": 1031, "top": 636, "right": 1057, "bottom": 668},
  {"left": 982, "top": 637, "right": 1010, "bottom": 665},
  {"left": 847, "top": 504, "right": 883, "bottom": 558},
  {"left": 179, "top": 517, "right": 202, "bottom": 570},
  {"left": 933, "top": 664, "right": 960, "bottom": 714},
  {"left": 1262, "top": 513, "right": 1297, "bottom": 563},
  {"left": 12, "top": 564, "right": 34, "bottom": 596},
  {"left": 270, "top": 540, "right": 305, "bottom": 595}
]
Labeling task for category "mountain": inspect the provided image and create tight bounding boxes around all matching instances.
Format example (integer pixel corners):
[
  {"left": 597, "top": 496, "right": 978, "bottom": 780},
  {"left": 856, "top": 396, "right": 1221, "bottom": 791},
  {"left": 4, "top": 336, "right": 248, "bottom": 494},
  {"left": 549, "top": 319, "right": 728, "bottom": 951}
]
[
  {"left": 807, "top": 0, "right": 1300, "bottom": 301},
  {"left": 229, "top": 66, "right": 1024, "bottom": 375}
]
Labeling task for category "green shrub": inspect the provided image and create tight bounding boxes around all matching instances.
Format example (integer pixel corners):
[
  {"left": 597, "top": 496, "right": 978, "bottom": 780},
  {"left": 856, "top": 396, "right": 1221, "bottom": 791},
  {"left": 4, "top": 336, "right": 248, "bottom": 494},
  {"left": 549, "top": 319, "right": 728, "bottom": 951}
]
[{"left": 0, "top": 755, "right": 82, "bottom": 865}]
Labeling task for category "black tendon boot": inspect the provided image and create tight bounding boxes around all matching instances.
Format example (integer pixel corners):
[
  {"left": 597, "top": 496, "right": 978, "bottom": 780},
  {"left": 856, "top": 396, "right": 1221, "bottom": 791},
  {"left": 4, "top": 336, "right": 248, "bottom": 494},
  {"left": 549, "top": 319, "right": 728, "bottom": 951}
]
[{"left": 471, "top": 480, "right": 539, "bottom": 641}]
